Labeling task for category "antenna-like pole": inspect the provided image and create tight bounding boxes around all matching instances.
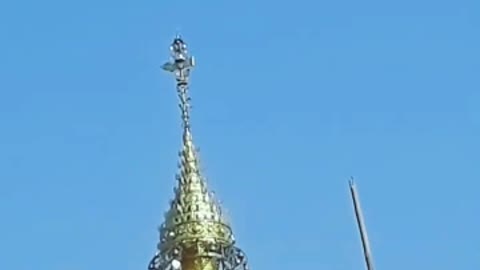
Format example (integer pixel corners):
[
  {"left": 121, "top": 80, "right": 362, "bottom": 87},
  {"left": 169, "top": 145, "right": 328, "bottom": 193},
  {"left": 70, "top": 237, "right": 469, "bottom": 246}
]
[{"left": 349, "top": 178, "right": 375, "bottom": 270}]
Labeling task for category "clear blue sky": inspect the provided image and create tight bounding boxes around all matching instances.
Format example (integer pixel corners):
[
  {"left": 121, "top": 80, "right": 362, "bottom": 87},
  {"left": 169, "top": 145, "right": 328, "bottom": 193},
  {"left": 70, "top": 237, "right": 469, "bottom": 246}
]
[{"left": 0, "top": 0, "right": 478, "bottom": 269}]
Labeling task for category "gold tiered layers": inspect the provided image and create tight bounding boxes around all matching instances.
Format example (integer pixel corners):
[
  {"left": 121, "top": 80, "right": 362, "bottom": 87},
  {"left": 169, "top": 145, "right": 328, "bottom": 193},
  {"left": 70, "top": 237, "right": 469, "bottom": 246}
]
[
  {"left": 160, "top": 84, "right": 234, "bottom": 251},
  {"left": 148, "top": 36, "right": 248, "bottom": 270}
]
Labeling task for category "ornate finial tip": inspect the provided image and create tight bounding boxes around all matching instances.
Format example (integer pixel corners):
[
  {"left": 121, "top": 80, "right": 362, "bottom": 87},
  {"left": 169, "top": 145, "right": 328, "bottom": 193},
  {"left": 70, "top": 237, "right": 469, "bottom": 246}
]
[
  {"left": 171, "top": 36, "right": 188, "bottom": 54},
  {"left": 162, "top": 35, "right": 195, "bottom": 73}
]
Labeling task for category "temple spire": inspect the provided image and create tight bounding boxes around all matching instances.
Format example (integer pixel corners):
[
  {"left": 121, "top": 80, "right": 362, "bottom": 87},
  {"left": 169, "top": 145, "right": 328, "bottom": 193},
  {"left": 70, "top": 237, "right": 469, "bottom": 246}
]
[
  {"left": 162, "top": 35, "right": 203, "bottom": 196},
  {"left": 148, "top": 36, "right": 249, "bottom": 270}
]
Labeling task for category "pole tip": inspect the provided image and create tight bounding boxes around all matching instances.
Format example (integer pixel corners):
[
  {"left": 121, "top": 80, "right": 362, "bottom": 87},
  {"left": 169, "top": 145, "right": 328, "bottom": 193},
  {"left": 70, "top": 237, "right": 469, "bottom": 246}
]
[{"left": 349, "top": 176, "right": 355, "bottom": 187}]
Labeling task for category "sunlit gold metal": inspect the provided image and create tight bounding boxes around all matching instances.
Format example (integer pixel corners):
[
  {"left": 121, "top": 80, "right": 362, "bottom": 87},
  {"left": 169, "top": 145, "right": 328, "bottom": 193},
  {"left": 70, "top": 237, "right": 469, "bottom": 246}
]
[{"left": 159, "top": 75, "right": 234, "bottom": 251}]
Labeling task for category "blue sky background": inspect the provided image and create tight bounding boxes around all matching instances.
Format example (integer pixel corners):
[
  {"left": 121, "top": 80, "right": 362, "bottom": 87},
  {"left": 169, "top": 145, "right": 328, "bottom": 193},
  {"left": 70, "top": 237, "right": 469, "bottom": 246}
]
[{"left": 0, "top": 0, "right": 479, "bottom": 269}]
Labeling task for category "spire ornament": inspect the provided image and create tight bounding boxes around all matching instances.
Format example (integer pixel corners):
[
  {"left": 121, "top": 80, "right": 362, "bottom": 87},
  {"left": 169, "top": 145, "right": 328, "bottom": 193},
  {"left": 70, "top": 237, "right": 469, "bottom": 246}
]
[{"left": 148, "top": 36, "right": 249, "bottom": 270}]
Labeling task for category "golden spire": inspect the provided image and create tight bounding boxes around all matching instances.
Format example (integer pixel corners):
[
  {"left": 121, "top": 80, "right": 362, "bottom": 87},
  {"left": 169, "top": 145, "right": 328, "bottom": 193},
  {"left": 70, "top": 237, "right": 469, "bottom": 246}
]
[{"left": 148, "top": 36, "right": 249, "bottom": 270}]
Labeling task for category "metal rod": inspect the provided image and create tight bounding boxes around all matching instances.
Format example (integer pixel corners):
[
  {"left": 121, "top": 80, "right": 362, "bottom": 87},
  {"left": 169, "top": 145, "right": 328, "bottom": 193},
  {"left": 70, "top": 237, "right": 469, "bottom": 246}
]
[{"left": 349, "top": 178, "right": 375, "bottom": 270}]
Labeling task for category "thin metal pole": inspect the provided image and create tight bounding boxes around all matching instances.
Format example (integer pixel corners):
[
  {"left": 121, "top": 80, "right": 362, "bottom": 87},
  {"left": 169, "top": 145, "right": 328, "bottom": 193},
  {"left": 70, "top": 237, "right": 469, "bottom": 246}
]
[{"left": 349, "top": 178, "right": 375, "bottom": 270}]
